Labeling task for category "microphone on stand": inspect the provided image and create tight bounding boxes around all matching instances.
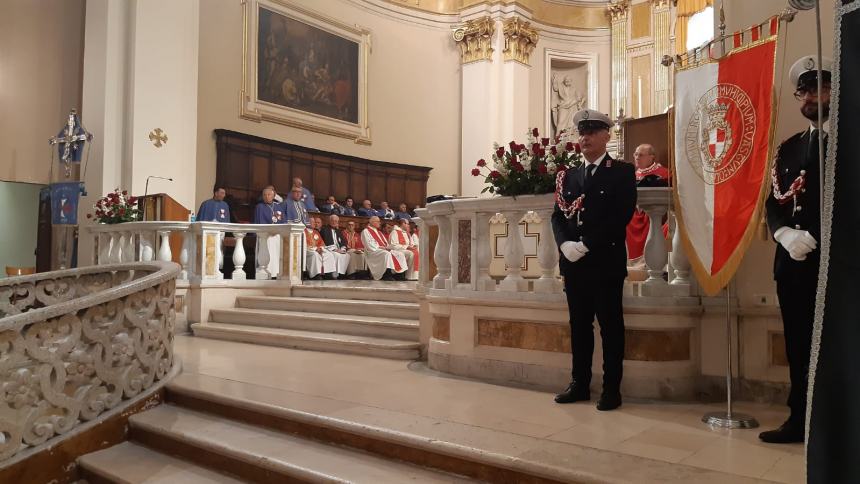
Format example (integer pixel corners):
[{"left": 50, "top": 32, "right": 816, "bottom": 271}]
[{"left": 143, "top": 175, "right": 174, "bottom": 221}]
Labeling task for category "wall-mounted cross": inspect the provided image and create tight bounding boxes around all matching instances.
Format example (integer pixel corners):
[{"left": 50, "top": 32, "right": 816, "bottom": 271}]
[{"left": 149, "top": 128, "right": 168, "bottom": 148}]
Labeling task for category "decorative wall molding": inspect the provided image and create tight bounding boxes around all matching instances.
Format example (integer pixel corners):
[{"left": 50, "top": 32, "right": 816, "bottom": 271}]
[
  {"left": 453, "top": 16, "right": 496, "bottom": 63},
  {"left": 502, "top": 16, "right": 540, "bottom": 64}
]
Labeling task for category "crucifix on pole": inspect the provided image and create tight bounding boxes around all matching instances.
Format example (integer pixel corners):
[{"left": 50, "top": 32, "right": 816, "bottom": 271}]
[{"left": 49, "top": 109, "right": 93, "bottom": 179}]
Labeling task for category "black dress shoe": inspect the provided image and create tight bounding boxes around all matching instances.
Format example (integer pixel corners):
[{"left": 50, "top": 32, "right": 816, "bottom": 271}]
[
  {"left": 596, "top": 392, "right": 622, "bottom": 411},
  {"left": 759, "top": 422, "right": 804, "bottom": 444},
  {"left": 554, "top": 382, "right": 590, "bottom": 404}
]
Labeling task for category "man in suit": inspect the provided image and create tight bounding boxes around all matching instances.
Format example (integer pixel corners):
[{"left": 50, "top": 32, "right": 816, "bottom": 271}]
[
  {"left": 760, "top": 55, "right": 831, "bottom": 444},
  {"left": 357, "top": 199, "right": 376, "bottom": 217},
  {"left": 551, "top": 109, "right": 637, "bottom": 411},
  {"left": 319, "top": 195, "right": 343, "bottom": 215},
  {"left": 378, "top": 201, "right": 395, "bottom": 220}
]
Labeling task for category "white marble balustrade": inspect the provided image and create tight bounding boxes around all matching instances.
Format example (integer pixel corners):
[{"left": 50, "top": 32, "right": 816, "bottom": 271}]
[
  {"left": 415, "top": 187, "right": 690, "bottom": 298},
  {"left": 87, "top": 221, "right": 306, "bottom": 283}
]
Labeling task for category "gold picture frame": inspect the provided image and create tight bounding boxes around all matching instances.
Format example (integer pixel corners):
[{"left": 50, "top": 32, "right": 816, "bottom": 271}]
[{"left": 240, "top": 0, "right": 372, "bottom": 144}]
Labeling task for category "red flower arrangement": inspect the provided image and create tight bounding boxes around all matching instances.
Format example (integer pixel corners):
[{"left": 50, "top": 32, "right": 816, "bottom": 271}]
[
  {"left": 471, "top": 128, "right": 583, "bottom": 196},
  {"left": 87, "top": 188, "right": 141, "bottom": 224}
]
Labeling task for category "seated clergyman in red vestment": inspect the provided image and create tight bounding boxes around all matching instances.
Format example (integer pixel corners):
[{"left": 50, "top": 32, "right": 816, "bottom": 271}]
[{"left": 626, "top": 144, "right": 670, "bottom": 263}]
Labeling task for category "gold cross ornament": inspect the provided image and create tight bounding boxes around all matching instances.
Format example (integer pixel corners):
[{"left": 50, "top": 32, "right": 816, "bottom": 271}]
[{"left": 149, "top": 128, "right": 168, "bottom": 148}]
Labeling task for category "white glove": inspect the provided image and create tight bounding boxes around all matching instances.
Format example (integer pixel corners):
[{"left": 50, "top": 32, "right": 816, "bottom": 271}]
[
  {"left": 560, "top": 241, "right": 589, "bottom": 263},
  {"left": 774, "top": 227, "right": 817, "bottom": 261}
]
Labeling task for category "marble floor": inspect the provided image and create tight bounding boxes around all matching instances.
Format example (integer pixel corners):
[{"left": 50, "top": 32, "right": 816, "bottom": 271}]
[{"left": 175, "top": 335, "right": 804, "bottom": 483}]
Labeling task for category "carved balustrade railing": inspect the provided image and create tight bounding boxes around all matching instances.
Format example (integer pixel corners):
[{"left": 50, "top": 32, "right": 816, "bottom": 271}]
[
  {"left": 414, "top": 187, "right": 690, "bottom": 298},
  {"left": 0, "top": 261, "right": 180, "bottom": 462},
  {"left": 87, "top": 222, "right": 306, "bottom": 283}
]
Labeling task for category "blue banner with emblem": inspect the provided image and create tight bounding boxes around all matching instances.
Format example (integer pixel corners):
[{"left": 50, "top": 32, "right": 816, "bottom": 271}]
[{"left": 50, "top": 182, "right": 84, "bottom": 225}]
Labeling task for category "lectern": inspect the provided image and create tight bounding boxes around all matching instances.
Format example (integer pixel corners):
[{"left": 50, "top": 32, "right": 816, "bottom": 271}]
[{"left": 139, "top": 193, "right": 190, "bottom": 264}]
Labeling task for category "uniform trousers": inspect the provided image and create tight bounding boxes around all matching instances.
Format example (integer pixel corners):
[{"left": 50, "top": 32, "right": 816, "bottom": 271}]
[
  {"left": 776, "top": 274, "right": 816, "bottom": 427},
  {"left": 564, "top": 274, "right": 626, "bottom": 391}
]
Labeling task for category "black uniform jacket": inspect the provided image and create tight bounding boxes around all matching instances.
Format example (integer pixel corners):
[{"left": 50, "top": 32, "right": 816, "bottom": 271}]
[
  {"left": 321, "top": 225, "right": 348, "bottom": 249},
  {"left": 551, "top": 154, "right": 637, "bottom": 280},
  {"left": 766, "top": 129, "right": 822, "bottom": 280}
]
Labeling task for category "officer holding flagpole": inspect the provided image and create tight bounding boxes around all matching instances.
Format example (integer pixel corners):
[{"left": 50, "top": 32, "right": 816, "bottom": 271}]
[
  {"left": 761, "top": 55, "right": 831, "bottom": 444},
  {"left": 551, "top": 109, "right": 637, "bottom": 411}
]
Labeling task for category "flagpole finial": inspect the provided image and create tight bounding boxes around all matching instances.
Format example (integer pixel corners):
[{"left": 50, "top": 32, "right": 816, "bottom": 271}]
[
  {"left": 719, "top": 5, "right": 726, "bottom": 38},
  {"left": 780, "top": 7, "right": 798, "bottom": 22}
]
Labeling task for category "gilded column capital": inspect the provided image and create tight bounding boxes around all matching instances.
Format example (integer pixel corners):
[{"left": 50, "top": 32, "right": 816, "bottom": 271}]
[
  {"left": 502, "top": 17, "right": 539, "bottom": 65},
  {"left": 606, "top": 0, "right": 630, "bottom": 21},
  {"left": 453, "top": 16, "right": 495, "bottom": 64},
  {"left": 652, "top": 0, "right": 671, "bottom": 9}
]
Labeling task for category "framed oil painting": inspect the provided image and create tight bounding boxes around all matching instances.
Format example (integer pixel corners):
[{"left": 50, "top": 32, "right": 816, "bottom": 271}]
[{"left": 241, "top": 0, "right": 371, "bottom": 144}]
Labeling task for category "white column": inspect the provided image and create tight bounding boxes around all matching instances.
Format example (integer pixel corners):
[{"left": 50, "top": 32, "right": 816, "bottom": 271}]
[
  {"left": 98, "top": 233, "right": 112, "bottom": 264},
  {"left": 534, "top": 210, "right": 561, "bottom": 293},
  {"left": 475, "top": 212, "right": 495, "bottom": 291},
  {"left": 642, "top": 204, "right": 669, "bottom": 285},
  {"left": 255, "top": 232, "right": 271, "bottom": 280},
  {"left": 200, "top": 229, "right": 224, "bottom": 280},
  {"left": 670, "top": 213, "right": 691, "bottom": 286},
  {"left": 139, "top": 231, "right": 155, "bottom": 262},
  {"left": 432, "top": 216, "right": 452, "bottom": 290},
  {"left": 414, "top": 215, "right": 432, "bottom": 288},
  {"left": 122, "top": 231, "right": 136, "bottom": 262},
  {"left": 498, "top": 211, "right": 527, "bottom": 292},
  {"left": 106, "top": 233, "right": 122, "bottom": 263},
  {"left": 460, "top": 49, "right": 495, "bottom": 198},
  {"left": 179, "top": 229, "right": 193, "bottom": 280},
  {"left": 157, "top": 231, "right": 172, "bottom": 262},
  {"left": 232, "top": 232, "right": 247, "bottom": 280}
]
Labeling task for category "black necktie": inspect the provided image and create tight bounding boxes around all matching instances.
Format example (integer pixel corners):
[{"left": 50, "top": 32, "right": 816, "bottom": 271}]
[{"left": 586, "top": 164, "right": 597, "bottom": 180}]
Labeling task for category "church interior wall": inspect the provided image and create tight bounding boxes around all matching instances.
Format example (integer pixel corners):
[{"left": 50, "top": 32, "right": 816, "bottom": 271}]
[
  {"left": 0, "top": 0, "right": 85, "bottom": 185},
  {"left": 195, "top": 0, "right": 462, "bottom": 208}
]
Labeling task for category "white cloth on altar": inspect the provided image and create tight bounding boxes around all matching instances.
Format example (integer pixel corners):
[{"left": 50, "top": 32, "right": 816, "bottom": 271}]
[{"left": 361, "top": 227, "right": 407, "bottom": 280}]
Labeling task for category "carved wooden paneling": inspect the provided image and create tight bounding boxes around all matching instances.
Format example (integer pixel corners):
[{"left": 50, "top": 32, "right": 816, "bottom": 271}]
[{"left": 215, "top": 130, "right": 431, "bottom": 222}]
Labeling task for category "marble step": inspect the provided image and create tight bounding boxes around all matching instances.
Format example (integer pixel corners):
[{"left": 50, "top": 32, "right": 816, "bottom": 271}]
[
  {"left": 237, "top": 295, "right": 419, "bottom": 319},
  {"left": 292, "top": 283, "right": 418, "bottom": 303},
  {"left": 77, "top": 441, "right": 244, "bottom": 484},
  {"left": 191, "top": 322, "right": 420, "bottom": 360},
  {"left": 129, "top": 404, "right": 477, "bottom": 484},
  {"left": 210, "top": 307, "right": 419, "bottom": 340}
]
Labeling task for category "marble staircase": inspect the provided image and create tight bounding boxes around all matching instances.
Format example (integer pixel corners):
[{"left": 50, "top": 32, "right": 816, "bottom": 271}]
[
  {"left": 76, "top": 379, "right": 480, "bottom": 483},
  {"left": 191, "top": 282, "right": 421, "bottom": 360}
]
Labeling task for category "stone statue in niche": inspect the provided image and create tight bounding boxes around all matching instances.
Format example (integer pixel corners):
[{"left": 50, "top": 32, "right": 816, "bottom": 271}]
[{"left": 551, "top": 74, "right": 586, "bottom": 138}]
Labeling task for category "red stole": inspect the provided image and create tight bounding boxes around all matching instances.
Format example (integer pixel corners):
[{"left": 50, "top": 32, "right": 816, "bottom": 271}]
[{"left": 394, "top": 228, "right": 418, "bottom": 271}]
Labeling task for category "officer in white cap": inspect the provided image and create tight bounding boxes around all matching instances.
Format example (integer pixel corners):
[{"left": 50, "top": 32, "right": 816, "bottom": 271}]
[
  {"left": 761, "top": 55, "right": 832, "bottom": 444},
  {"left": 551, "top": 109, "right": 637, "bottom": 411}
]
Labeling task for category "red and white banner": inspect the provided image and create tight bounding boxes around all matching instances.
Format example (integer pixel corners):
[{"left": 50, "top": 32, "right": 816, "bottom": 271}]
[{"left": 673, "top": 22, "right": 779, "bottom": 295}]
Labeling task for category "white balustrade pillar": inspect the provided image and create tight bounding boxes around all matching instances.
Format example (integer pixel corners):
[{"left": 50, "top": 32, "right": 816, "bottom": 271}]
[
  {"left": 414, "top": 216, "right": 431, "bottom": 288},
  {"left": 157, "top": 231, "right": 172, "bottom": 262},
  {"left": 139, "top": 232, "right": 155, "bottom": 262},
  {"left": 475, "top": 212, "right": 495, "bottom": 291},
  {"left": 637, "top": 188, "right": 672, "bottom": 296},
  {"left": 232, "top": 232, "right": 247, "bottom": 280},
  {"left": 499, "top": 211, "right": 528, "bottom": 292},
  {"left": 669, "top": 212, "right": 691, "bottom": 286},
  {"left": 432, "top": 216, "right": 452, "bottom": 290},
  {"left": 534, "top": 210, "right": 561, "bottom": 293},
  {"left": 179, "top": 230, "right": 193, "bottom": 280},
  {"left": 255, "top": 232, "right": 271, "bottom": 280},
  {"left": 98, "top": 233, "right": 112, "bottom": 264}
]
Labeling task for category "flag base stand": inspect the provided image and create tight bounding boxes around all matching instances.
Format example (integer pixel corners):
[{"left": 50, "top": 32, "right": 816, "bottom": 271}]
[
  {"left": 701, "top": 281, "right": 759, "bottom": 430},
  {"left": 702, "top": 412, "right": 759, "bottom": 429}
]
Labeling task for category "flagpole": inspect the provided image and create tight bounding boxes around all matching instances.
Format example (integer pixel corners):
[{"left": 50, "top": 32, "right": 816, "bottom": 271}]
[
  {"left": 702, "top": 280, "right": 759, "bottom": 428},
  {"left": 700, "top": 6, "right": 759, "bottom": 430}
]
